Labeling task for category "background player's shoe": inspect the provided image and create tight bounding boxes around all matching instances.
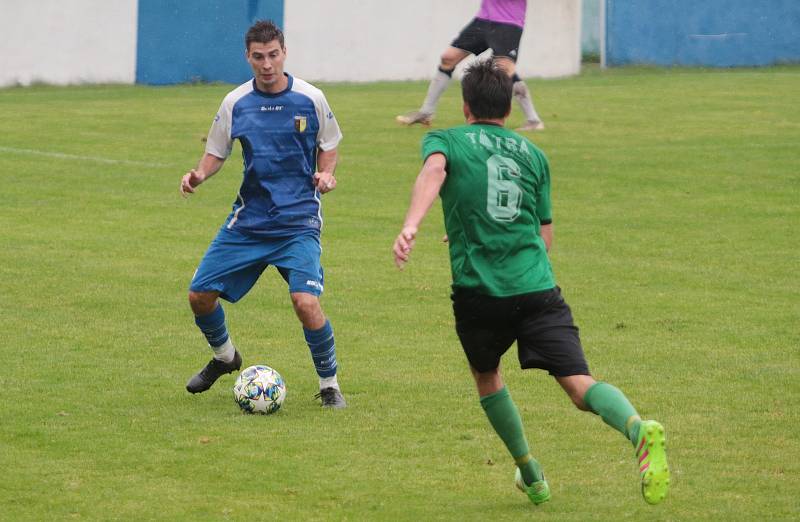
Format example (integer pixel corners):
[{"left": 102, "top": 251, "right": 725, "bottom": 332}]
[
  {"left": 516, "top": 120, "right": 545, "bottom": 132},
  {"left": 636, "top": 420, "right": 670, "bottom": 505},
  {"left": 316, "top": 387, "right": 347, "bottom": 409},
  {"left": 515, "top": 468, "right": 551, "bottom": 505},
  {"left": 396, "top": 111, "right": 433, "bottom": 126},
  {"left": 186, "top": 350, "right": 242, "bottom": 394}
]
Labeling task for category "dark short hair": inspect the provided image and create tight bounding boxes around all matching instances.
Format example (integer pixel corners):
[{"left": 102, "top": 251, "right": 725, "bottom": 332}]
[
  {"left": 245, "top": 20, "right": 284, "bottom": 50},
  {"left": 461, "top": 59, "right": 513, "bottom": 120}
]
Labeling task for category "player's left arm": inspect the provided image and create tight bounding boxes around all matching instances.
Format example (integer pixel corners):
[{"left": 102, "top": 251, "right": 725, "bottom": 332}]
[
  {"left": 534, "top": 150, "right": 553, "bottom": 253},
  {"left": 314, "top": 148, "right": 338, "bottom": 194},
  {"left": 393, "top": 153, "right": 447, "bottom": 269},
  {"left": 540, "top": 223, "right": 553, "bottom": 252},
  {"left": 312, "top": 89, "right": 342, "bottom": 195}
]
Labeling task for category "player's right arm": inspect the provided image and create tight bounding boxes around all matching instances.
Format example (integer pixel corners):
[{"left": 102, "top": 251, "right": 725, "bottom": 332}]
[
  {"left": 180, "top": 153, "right": 226, "bottom": 196},
  {"left": 181, "top": 93, "right": 235, "bottom": 197},
  {"left": 393, "top": 152, "right": 447, "bottom": 269}
]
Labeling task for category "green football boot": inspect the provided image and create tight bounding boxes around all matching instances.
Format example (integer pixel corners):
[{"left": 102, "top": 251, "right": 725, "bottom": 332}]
[
  {"left": 515, "top": 468, "right": 551, "bottom": 505},
  {"left": 635, "top": 420, "right": 670, "bottom": 505}
]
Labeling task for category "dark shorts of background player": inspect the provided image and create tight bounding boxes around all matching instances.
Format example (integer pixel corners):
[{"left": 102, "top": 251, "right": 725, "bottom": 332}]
[
  {"left": 451, "top": 286, "right": 591, "bottom": 376},
  {"left": 451, "top": 18, "right": 524, "bottom": 61}
]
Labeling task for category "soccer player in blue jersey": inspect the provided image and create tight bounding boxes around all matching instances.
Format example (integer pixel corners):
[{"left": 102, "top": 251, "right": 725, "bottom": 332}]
[{"left": 180, "top": 20, "right": 346, "bottom": 408}]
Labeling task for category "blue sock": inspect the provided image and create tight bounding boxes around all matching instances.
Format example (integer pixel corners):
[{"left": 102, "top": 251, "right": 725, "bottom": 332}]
[
  {"left": 303, "top": 320, "right": 337, "bottom": 378},
  {"left": 194, "top": 304, "right": 229, "bottom": 348}
]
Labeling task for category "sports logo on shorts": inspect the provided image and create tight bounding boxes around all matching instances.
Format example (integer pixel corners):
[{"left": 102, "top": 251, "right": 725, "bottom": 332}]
[
  {"left": 306, "top": 280, "right": 323, "bottom": 291},
  {"left": 294, "top": 115, "right": 307, "bottom": 132}
]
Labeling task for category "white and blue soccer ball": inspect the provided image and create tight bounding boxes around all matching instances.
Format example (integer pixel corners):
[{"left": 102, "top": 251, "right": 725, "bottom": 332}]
[{"left": 233, "top": 365, "right": 286, "bottom": 414}]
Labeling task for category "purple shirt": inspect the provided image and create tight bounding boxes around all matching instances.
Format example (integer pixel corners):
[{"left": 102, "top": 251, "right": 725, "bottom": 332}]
[{"left": 476, "top": 0, "right": 527, "bottom": 28}]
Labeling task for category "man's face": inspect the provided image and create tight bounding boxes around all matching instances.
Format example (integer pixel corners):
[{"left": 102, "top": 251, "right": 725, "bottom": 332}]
[{"left": 247, "top": 40, "right": 287, "bottom": 92}]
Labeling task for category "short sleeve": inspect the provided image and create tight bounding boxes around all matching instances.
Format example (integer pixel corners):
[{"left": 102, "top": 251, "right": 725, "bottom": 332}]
[
  {"left": 315, "top": 93, "right": 343, "bottom": 151},
  {"left": 421, "top": 130, "right": 450, "bottom": 162},
  {"left": 205, "top": 98, "right": 234, "bottom": 159}
]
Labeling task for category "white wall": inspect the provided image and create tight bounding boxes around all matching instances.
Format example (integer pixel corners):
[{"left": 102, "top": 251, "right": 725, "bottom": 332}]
[
  {"left": 0, "top": 0, "right": 138, "bottom": 87},
  {"left": 284, "top": 0, "right": 581, "bottom": 82}
]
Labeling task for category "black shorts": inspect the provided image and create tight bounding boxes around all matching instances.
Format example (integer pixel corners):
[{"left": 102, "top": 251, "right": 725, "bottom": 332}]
[
  {"left": 451, "top": 18, "right": 524, "bottom": 61},
  {"left": 451, "top": 287, "right": 590, "bottom": 376}
]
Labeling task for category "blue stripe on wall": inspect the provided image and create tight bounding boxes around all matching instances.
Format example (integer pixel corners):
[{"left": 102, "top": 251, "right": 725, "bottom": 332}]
[
  {"left": 136, "top": 0, "right": 284, "bottom": 85},
  {"left": 606, "top": 0, "right": 800, "bottom": 67}
]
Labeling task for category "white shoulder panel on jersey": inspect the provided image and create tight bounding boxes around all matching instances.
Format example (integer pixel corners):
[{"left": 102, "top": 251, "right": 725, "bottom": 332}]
[
  {"left": 205, "top": 80, "right": 254, "bottom": 159},
  {"left": 291, "top": 77, "right": 343, "bottom": 152}
]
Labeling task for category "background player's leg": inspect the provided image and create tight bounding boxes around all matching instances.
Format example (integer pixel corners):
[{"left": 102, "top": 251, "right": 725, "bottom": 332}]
[
  {"left": 290, "top": 292, "right": 345, "bottom": 408},
  {"left": 397, "top": 47, "right": 470, "bottom": 125},
  {"left": 473, "top": 366, "right": 547, "bottom": 501},
  {"left": 494, "top": 57, "right": 544, "bottom": 131}
]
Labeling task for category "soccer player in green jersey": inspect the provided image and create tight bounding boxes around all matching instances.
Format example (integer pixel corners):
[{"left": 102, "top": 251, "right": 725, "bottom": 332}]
[{"left": 392, "top": 59, "right": 670, "bottom": 506}]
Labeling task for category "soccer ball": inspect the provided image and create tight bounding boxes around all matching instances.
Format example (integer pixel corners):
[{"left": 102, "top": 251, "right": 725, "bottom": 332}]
[{"left": 233, "top": 365, "right": 286, "bottom": 414}]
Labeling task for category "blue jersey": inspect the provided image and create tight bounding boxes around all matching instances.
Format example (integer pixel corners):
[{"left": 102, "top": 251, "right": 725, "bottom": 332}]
[{"left": 205, "top": 74, "right": 342, "bottom": 238}]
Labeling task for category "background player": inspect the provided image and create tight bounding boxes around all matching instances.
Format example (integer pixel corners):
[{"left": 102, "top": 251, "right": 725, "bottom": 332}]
[
  {"left": 180, "top": 20, "right": 346, "bottom": 409},
  {"left": 393, "top": 59, "right": 669, "bottom": 505},
  {"left": 396, "top": 0, "right": 544, "bottom": 131}
]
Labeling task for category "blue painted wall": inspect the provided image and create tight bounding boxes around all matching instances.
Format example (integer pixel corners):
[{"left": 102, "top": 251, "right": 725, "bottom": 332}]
[
  {"left": 606, "top": 0, "right": 800, "bottom": 66},
  {"left": 136, "top": 0, "right": 284, "bottom": 85}
]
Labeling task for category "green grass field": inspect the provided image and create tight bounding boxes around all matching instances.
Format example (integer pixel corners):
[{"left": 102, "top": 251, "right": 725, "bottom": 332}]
[{"left": 1, "top": 66, "right": 798, "bottom": 520}]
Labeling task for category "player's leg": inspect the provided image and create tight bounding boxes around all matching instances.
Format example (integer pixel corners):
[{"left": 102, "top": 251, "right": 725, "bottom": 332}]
[
  {"left": 396, "top": 46, "right": 470, "bottom": 125},
  {"left": 494, "top": 57, "right": 544, "bottom": 131},
  {"left": 560, "top": 376, "right": 670, "bottom": 504},
  {"left": 185, "top": 226, "right": 268, "bottom": 393},
  {"left": 185, "top": 289, "right": 243, "bottom": 393},
  {"left": 522, "top": 286, "right": 669, "bottom": 504},
  {"left": 472, "top": 366, "right": 551, "bottom": 505},
  {"left": 288, "top": 292, "right": 345, "bottom": 408},
  {"left": 277, "top": 234, "right": 345, "bottom": 409},
  {"left": 397, "top": 18, "right": 487, "bottom": 125},
  {"left": 487, "top": 19, "right": 544, "bottom": 131},
  {"left": 453, "top": 289, "right": 549, "bottom": 505},
  {"left": 189, "top": 290, "right": 236, "bottom": 363}
]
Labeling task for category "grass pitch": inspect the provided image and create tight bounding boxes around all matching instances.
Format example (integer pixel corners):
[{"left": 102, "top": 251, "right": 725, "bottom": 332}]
[{"left": 1, "top": 66, "right": 798, "bottom": 520}]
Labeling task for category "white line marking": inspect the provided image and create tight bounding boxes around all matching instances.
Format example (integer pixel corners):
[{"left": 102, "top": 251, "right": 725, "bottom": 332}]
[
  {"left": 0, "top": 146, "right": 172, "bottom": 168},
  {"left": 689, "top": 33, "right": 748, "bottom": 40}
]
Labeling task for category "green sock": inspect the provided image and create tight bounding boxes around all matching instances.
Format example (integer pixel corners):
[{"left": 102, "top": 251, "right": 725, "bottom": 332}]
[
  {"left": 584, "top": 382, "right": 642, "bottom": 446},
  {"left": 480, "top": 387, "right": 543, "bottom": 485}
]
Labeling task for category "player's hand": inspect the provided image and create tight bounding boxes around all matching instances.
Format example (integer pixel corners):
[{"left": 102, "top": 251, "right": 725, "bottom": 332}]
[
  {"left": 393, "top": 226, "right": 417, "bottom": 269},
  {"left": 314, "top": 172, "right": 337, "bottom": 194},
  {"left": 180, "top": 169, "right": 205, "bottom": 197}
]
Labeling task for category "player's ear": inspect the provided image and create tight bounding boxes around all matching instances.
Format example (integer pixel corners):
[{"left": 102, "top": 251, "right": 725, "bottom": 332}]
[{"left": 462, "top": 101, "right": 471, "bottom": 120}]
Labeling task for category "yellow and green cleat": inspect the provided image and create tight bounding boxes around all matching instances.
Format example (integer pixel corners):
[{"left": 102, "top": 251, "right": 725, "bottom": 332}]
[
  {"left": 635, "top": 420, "right": 670, "bottom": 505},
  {"left": 515, "top": 468, "right": 551, "bottom": 505}
]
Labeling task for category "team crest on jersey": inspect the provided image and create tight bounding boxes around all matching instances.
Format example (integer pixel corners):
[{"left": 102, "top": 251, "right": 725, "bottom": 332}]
[{"left": 294, "top": 115, "right": 307, "bottom": 132}]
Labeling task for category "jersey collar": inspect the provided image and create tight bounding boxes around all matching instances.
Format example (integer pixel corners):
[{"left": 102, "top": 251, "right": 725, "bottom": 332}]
[{"left": 251, "top": 73, "right": 293, "bottom": 97}]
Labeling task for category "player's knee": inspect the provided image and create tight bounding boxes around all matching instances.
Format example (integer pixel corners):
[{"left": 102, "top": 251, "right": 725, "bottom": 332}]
[
  {"left": 493, "top": 58, "right": 515, "bottom": 76},
  {"left": 439, "top": 54, "right": 459, "bottom": 72},
  {"left": 188, "top": 291, "right": 217, "bottom": 316},
  {"left": 290, "top": 293, "right": 323, "bottom": 325}
]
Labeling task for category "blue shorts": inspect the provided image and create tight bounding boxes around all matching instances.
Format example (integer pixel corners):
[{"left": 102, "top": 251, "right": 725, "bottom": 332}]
[{"left": 190, "top": 225, "right": 324, "bottom": 303}]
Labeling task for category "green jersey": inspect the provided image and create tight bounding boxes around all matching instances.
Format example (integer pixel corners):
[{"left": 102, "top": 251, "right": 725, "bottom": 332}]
[{"left": 422, "top": 123, "right": 555, "bottom": 297}]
